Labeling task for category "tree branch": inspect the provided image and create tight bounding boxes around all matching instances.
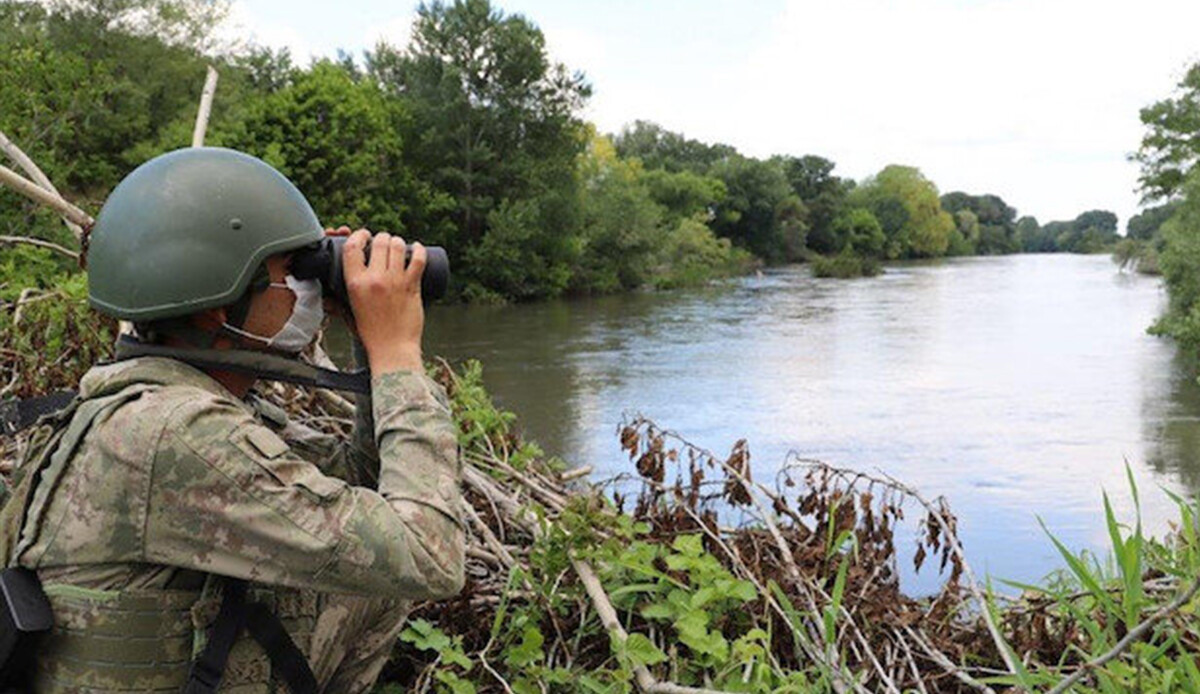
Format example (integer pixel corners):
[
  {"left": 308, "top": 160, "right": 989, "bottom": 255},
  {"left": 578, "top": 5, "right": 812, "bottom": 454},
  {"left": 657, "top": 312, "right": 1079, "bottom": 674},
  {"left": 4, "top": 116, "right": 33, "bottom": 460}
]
[
  {"left": 0, "top": 164, "right": 93, "bottom": 229},
  {"left": 0, "top": 130, "right": 84, "bottom": 241},
  {"left": 1045, "top": 574, "right": 1200, "bottom": 694},
  {"left": 192, "top": 66, "right": 219, "bottom": 147},
  {"left": 0, "top": 234, "right": 79, "bottom": 260}
]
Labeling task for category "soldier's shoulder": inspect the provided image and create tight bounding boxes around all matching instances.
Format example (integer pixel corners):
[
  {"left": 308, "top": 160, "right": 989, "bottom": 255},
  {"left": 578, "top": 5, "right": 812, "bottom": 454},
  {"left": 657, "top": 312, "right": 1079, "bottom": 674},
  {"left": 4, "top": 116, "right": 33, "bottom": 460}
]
[{"left": 81, "top": 357, "right": 252, "bottom": 437}]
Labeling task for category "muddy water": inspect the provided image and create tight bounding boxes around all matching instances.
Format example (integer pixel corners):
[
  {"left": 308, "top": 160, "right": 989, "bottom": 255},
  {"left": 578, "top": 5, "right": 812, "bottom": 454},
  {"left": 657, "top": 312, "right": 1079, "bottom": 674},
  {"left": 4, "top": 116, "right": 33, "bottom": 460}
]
[{"left": 361, "top": 255, "right": 1200, "bottom": 588}]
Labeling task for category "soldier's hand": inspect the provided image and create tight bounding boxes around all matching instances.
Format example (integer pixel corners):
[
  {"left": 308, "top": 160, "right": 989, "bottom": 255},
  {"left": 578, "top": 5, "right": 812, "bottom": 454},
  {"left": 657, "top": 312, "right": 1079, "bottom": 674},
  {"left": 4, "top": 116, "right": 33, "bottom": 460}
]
[{"left": 343, "top": 228, "right": 426, "bottom": 375}]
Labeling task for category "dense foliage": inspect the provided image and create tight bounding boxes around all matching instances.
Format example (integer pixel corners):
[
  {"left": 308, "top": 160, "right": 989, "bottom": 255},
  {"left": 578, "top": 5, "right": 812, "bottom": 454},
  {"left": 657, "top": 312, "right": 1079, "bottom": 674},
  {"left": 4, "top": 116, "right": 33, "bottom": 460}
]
[
  {"left": 0, "top": 0, "right": 1120, "bottom": 295},
  {"left": 1133, "top": 61, "right": 1200, "bottom": 360}
]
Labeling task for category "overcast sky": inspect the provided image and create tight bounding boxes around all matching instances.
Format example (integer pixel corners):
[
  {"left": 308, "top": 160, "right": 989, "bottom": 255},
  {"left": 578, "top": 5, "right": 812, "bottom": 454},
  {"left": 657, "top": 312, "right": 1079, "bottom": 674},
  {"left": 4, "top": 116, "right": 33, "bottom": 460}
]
[{"left": 228, "top": 0, "right": 1200, "bottom": 229}]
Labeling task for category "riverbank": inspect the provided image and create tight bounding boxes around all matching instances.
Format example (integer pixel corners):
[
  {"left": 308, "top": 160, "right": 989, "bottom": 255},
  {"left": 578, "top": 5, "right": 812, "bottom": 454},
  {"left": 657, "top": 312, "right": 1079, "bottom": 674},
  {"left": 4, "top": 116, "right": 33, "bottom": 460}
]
[
  {"left": 381, "top": 359, "right": 1200, "bottom": 693},
  {"left": 2, "top": 284, "right": 1198, "bottom": 691}
]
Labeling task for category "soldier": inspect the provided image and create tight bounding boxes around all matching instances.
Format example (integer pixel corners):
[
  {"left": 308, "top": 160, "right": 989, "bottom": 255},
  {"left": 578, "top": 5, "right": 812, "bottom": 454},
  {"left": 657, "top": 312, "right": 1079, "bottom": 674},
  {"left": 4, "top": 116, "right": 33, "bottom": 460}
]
[{"left": 3, "top": 147, "right": 465, "bottom": 692}]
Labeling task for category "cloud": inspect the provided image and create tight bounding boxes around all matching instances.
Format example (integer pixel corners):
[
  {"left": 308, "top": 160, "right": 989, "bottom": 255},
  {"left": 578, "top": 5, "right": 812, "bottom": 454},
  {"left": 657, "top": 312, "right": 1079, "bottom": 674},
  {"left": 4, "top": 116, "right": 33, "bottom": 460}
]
[
  {"left": 365, "top": 12, "right": 416, "bottom": 53},
  {"left": 221, "top": 1, "right": 313, "bottom": 62}
]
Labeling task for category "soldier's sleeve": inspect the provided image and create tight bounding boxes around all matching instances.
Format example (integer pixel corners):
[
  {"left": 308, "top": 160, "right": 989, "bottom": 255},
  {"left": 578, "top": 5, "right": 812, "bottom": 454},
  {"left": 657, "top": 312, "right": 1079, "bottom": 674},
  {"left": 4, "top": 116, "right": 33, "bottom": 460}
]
[{"left": 144, "top": 372, "right": 465, "bottom": 599}]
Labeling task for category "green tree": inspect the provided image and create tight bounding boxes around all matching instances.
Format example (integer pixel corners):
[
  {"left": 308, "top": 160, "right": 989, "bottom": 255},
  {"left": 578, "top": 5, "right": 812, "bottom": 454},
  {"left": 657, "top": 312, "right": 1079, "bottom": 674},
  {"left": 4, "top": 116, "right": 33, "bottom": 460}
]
[
  {"left": 571, "top": 134, "right": 660, "bottom": 292},
  {"left": 367, "top": 0, "right": 590, "bottom": 298},
  {"left": 641, "top": 168, "right": 726, "bottom": 224},
  {"left": 613, "top": 120, "right": 735, "bottom": 174},
  {"left": 1127, "top": 201, "right": 1181, "bottom": 241},
  {"left": 1150, "top": 169, "right": 1200, "bottom": 354},
  {"left": 211, "top": 61, "right": 448, "bottom": 238},
  {"left": 774, "top": 154, "right": 852, "bottom": 255},
  {"left": 940, "top": 191, "right": 1018, "bottom": 254},
  {"left": 1134, "top": 62, "right": 1200, "bottom": 202},
  {"left": 830, "top": 207, "right": 885, "bottom": 257},
  {"left": 708, "top": 156, "right": 802, "bottom": 262},
  {"left": 850, "top": 165, "right": 954, "bottom": 258}
]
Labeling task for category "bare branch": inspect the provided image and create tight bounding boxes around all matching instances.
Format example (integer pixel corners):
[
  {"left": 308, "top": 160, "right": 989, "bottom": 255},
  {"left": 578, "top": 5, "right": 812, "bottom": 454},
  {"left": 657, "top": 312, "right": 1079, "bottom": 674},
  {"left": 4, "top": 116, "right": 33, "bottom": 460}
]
[
  {"left": 0, "top": 164, "right": 93, "bottom": 229},
  {"left": 0, "top": 129, "right": 84, "bottom": 241},
  {"left": 192, "top": 66, "right": 219, "bottom": 147},
  {"left": 0, "top": 234, "right": 79, "bottom": 260},
  {"left": 1045, "top": 574, "right": 1200, "bottom": 694}
]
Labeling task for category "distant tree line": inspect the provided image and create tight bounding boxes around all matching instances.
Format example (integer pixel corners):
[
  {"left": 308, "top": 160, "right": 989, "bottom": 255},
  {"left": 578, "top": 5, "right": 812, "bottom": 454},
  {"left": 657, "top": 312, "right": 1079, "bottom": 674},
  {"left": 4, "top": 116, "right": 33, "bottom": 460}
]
[{"left": 0, "top": 0, "right": 1121, "bottom": 303}]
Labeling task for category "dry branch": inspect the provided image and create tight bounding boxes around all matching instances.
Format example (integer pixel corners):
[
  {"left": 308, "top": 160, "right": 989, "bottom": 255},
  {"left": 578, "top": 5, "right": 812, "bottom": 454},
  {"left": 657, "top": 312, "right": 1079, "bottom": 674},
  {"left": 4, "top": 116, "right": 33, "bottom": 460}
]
[
  {"left": 0, "top": 129, "right": 84, "bottom": 241},
  {"left": 0, "top": 164, "right": 93, "bottom": 228},
  {"left": 0, "top": 235, "right": 78, "bottom": 260},
  {"left": 1045, "top": 573, "right": 1200, "bottom": 694},
  {"left": 192, "top": 66, "right": 219, "bottom": 147}
]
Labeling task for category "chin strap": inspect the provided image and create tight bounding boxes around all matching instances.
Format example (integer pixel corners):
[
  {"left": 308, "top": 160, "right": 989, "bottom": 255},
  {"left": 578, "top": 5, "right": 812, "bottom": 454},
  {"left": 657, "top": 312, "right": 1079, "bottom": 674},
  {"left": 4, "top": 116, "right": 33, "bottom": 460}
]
[{"left": 114, "top": 335, "right": 371, "bottom": 394}]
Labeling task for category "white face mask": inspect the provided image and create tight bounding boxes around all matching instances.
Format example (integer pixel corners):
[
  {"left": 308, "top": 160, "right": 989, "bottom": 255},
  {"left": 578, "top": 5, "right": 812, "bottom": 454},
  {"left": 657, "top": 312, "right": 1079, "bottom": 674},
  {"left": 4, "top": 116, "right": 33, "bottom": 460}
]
[{"left": 223, "top": 274, "right": 324, "bottom": 353}]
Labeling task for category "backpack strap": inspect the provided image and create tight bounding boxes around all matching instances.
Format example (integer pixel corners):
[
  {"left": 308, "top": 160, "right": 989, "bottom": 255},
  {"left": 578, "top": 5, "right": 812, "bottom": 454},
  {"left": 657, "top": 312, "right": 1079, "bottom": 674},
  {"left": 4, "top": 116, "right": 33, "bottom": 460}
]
[
  {"left": 11, "top": 386, "right": 154, "bottom": 566},
  {"left": 183, "top": 579, "right": 319, "bottom": 694}
]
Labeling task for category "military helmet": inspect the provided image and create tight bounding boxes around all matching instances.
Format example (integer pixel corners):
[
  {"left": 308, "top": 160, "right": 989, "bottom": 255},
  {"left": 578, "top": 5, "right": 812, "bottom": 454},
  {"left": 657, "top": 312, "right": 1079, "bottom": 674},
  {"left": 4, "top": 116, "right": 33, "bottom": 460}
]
[{"left": 87, "top": 147, "right": 324, "bottom": 321}]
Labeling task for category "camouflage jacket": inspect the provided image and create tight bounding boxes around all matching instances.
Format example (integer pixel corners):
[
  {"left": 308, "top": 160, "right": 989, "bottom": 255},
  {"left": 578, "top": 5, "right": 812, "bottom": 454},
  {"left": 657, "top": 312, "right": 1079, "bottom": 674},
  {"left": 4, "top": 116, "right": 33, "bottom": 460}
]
[{"left": 14, "top": 356, "right": 465, "bottom": 599}]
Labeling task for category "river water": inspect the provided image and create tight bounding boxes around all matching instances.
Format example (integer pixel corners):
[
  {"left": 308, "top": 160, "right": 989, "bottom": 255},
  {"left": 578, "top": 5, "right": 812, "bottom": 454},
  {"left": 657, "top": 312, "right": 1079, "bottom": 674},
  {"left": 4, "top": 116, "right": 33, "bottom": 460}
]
[{"left": 415, "top": 254, "right": 1200, "bottom": 589}]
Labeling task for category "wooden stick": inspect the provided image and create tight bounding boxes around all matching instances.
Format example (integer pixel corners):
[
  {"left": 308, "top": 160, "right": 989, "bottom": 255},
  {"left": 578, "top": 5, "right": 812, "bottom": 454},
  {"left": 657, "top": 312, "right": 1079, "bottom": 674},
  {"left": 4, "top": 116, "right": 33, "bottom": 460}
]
[
  {"left": 0, "top": 129, "right": 84, "bottom": 241},
  {"left": 0, "top": 235, "right": 78, "bottom": 260},
  {"left": 192, "top": 66, "right": 219, "bottom": 147},
  {"left": 1045, "top": 574, "right": 1200, "bottom": 694},
  {"left": 572, "top": 557, "right": 731, "bottom": 694},
  {"left": 0, "top": 165, "right": 93, "bottom": 228},
  {"left": 560, "top": 465, "right": 593, "bottom": 482}
]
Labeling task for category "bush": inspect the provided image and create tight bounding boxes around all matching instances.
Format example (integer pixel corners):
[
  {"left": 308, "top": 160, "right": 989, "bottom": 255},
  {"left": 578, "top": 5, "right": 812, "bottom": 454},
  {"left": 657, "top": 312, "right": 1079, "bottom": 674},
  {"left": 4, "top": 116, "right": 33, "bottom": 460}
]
[{"left": 810, "top": 252, "right": 882, "bottom": 279}]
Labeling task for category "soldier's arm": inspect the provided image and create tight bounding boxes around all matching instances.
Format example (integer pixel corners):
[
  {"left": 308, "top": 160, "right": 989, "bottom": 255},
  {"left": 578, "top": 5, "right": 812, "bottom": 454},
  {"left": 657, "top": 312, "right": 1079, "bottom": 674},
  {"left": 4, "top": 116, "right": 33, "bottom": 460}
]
[{"left": 144, "top": 371, "right": 465, "bottom": 599}]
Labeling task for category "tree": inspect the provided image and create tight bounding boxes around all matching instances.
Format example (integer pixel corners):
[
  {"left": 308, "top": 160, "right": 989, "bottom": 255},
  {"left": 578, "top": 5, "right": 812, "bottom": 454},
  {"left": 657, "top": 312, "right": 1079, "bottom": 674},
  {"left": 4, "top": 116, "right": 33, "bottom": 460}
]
[
  {"left": 1016, "top": 216, "right": 1053, "bottom": 252},
  {"left": 1127, "top": 201, "right": 1181, "bottom": 241},
  {"left": 211, "top": 61, "right": 450, "bottom": 239},
  {"left": 367, "top": 0, "right": 590, "bottom": 298},
  {"left": 641, "top": 168, "right": 726, "bottom": 224},
  {"left": 708, "top": 156, "right": 801, "bottom": 262},
  {"left": 1150, "top": 169, "right": 1200, "bottom": 353},
  {"left": 850, "top": 165, "right": 954, "bottom": 258},
  {"left": 774, "top": 154, "right": 852, "bottom": 255},
  {"left": 830, "top": 207, "right": 885, "bottom": 257},
  {"left": 1134, "top": 63, "right": 1200, "bottom": 202},
  {"left": 613, "top": 121, "right": 735, "bottom": 174},
  {"left": 571, "top": 134, "right": 660, "bottom": 292},
  {"left": 940, "top": 191, "right": 1018, "bottom": 254}
]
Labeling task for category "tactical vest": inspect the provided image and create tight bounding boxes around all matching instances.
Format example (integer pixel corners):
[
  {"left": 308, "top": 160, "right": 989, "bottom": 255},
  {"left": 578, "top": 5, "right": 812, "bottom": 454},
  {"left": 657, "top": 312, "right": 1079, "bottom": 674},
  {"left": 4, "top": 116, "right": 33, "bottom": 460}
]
[{"left": 3, "top": 385, "right": 319, "bottom": 693}]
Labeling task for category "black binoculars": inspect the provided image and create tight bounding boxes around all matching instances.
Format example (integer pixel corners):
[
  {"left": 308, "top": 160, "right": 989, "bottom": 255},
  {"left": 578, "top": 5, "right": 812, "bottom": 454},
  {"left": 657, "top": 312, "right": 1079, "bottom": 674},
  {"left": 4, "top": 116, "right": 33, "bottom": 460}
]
[{"left": 290, "top": 236, "right": 450, "bottom": 302}]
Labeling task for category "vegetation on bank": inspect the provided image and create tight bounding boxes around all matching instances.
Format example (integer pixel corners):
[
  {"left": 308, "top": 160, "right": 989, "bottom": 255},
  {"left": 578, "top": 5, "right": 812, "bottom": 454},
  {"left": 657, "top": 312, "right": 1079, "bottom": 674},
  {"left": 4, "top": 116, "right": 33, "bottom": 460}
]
[
  {"left": 1129, "top": 62, "right": 1200, "bottom": 360},
  {"left": 1, "top": 0, "right": 1123, "bottom": 295},
  {"left": 3, "top": 297, "right": 1198, "bottom": 692}
]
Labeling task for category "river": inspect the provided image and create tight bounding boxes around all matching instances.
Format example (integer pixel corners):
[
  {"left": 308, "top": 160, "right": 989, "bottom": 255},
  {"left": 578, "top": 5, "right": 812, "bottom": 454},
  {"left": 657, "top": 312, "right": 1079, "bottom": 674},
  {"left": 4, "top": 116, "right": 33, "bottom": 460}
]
[{"left": 411, "top": 254, "right": 1199, "bottom": 590}]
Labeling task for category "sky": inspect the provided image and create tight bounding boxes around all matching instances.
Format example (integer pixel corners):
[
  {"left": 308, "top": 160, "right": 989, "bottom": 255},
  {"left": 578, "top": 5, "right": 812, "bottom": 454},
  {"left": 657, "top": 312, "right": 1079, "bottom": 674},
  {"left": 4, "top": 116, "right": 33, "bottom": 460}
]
[{"left": 226, "top": 0, "right": 1200, "bottom": 229}]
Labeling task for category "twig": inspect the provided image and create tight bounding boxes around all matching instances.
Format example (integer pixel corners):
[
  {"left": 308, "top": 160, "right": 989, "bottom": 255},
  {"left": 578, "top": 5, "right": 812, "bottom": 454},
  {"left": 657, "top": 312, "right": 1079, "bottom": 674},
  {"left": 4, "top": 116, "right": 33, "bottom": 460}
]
[
  {"left": 1045, "top": 574, "right": 1200, "bottom": 694},
  {"left": 571, "top": 558, "right": 730, "bottom": 694},
  {"left": 560, "top": 465, "right": 593, "bottom": 482},
  {"left": 0, "top": 165, "right": 93, "bottom": 228},
  {"left": 192, "top": 66, "right": 219, "bottom": 147},
  {"left": 0, "top": 129, "right": 83, "bottom": 240},
  {"left": 878, "top": 470, "right": 1022, "bottom": 678},
  {"left": 904, "top": 626, "right": 996, "bottom": 694},
  {"left": 0, "top": 235, "right": 79, "bottom": 260}
]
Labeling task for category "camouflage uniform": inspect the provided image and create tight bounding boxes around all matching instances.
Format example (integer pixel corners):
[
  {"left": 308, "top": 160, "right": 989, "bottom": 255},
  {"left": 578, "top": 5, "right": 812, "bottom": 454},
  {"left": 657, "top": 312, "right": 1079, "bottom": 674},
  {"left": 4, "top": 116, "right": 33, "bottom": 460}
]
[{"left": 11, "top": 355, "right": 465, "bottom": 692}]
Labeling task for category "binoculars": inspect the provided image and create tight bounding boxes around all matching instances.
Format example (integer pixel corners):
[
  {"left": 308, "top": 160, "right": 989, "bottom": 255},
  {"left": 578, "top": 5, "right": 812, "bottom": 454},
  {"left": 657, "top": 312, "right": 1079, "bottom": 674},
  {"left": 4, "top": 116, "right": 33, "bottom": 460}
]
[{"left": 290, "top": 236, "right": 450, "bottom": 302}]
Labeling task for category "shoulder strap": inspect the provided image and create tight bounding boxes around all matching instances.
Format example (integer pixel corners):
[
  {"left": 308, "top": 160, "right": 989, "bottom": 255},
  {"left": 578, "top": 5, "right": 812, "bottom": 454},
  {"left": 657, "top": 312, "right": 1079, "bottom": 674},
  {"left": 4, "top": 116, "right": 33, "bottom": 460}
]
[
  {"left": 184, "top": 579, "right": 318, "bottom": 694},
  {"left": 11, "top": 386, "right": 154, "bottom": 566},
  {"left": 182, "top": 580, "right": 247, "bottom": 694},
  {"left": 245, "top": 602, "right": 319, "bottom": 694}
]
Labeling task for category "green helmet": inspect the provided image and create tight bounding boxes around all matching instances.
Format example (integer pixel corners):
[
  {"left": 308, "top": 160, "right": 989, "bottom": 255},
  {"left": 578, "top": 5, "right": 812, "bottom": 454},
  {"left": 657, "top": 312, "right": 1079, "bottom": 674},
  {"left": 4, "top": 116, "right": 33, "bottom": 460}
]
[{"left": 87, "top": 147, "right": 324, "bottom": 321}]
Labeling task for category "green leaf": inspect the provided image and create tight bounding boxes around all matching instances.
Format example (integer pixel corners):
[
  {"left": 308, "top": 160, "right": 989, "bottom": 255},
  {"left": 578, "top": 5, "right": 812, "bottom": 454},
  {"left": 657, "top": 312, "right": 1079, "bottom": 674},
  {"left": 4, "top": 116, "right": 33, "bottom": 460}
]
[
  {"left": 503, "top": 625, "right": 545, "bottom": 669},
  {"left": 623, "top": 633, "right": 668, "bottom": 667}
]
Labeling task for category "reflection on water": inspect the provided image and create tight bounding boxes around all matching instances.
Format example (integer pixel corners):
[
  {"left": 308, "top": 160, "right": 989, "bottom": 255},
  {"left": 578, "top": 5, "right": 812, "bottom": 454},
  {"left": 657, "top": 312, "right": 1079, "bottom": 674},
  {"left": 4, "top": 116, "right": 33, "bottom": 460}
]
[{"left": 390, "top": 255, "right": 1198, "bottom": 588}]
